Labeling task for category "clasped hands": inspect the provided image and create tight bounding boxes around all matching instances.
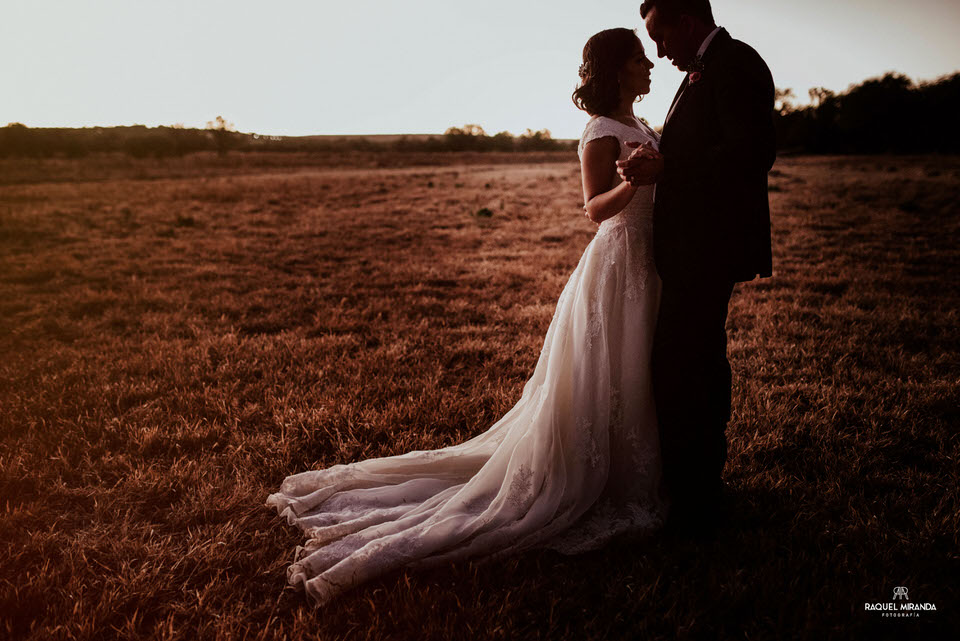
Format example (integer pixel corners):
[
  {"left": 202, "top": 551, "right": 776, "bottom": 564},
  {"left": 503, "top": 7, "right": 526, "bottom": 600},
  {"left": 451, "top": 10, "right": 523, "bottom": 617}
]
[{"left": 616, "top": 141, "right": 663, "bottom": 186}]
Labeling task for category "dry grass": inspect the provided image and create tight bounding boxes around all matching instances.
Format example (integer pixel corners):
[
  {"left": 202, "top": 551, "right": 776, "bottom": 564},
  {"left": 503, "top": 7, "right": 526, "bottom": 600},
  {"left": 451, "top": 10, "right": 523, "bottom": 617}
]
[{"left": 1, "top": 152, "right": 958, "bottom": 640}]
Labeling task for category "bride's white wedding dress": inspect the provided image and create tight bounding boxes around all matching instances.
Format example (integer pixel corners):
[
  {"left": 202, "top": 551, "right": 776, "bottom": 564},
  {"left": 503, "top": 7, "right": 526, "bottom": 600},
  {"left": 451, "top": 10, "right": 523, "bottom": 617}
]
[{"left": 267, "top": 115, "right": 666, "bottom": 606}]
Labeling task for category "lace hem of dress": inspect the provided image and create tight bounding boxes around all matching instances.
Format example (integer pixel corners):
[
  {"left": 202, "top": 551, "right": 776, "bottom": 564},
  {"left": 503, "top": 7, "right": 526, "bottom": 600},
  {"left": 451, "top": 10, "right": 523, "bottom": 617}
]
[{"left": 540, "top": 497, "right": 665, "bottom": 554}]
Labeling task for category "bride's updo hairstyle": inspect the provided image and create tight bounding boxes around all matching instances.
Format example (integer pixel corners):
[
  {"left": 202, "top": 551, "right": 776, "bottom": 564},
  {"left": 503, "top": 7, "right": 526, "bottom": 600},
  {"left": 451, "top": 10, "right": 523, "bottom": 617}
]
[{"left": 572, "top": 28, "right": 640, "bottom": 117}]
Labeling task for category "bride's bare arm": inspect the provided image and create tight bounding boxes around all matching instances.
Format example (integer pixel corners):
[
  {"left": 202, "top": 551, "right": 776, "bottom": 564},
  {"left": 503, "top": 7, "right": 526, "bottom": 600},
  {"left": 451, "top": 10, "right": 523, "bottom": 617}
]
[{"left": 581, "top": 137, "right": 645, "bottom": 224}]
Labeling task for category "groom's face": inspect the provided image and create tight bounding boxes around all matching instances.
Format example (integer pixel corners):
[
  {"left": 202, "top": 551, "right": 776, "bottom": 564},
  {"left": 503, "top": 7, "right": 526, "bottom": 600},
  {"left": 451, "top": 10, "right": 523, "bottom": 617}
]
[{"left": 644, "top": 7, "right": 697, "bottom": 72}]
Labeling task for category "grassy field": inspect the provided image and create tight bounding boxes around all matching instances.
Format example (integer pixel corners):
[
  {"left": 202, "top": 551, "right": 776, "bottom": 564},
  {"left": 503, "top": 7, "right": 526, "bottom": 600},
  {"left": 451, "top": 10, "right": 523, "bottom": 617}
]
[{"left": 1, "top": 151, "right": 957, "bottom": 640}]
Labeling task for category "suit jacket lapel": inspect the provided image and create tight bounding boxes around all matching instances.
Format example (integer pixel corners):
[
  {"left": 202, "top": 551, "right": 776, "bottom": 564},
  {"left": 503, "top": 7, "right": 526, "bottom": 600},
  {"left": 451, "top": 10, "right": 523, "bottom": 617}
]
[
  {"left": 667, "top": 76, "right": 689, "bottom": 113},
  {"left": 663, "top": 75, "right": 689, "bottom": 133},
  {"left": 666, "top": 75, "right": 688, "bottom": 118},
  {"left": 662, "top": 29, "right": 733, "bottom": 137},
  {"left": 699, "top": 27, "right": 730, "bottom": 65}
]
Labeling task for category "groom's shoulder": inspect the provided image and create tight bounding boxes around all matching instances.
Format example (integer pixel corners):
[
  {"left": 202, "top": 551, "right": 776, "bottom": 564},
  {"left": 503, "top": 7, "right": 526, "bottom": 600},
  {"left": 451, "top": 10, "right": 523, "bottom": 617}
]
[
  {"left": 714, "top": 33, "right": 772, "bottom": 81},
  {"left": 722, "top": 33, "right": 768, "bottom": 64}
]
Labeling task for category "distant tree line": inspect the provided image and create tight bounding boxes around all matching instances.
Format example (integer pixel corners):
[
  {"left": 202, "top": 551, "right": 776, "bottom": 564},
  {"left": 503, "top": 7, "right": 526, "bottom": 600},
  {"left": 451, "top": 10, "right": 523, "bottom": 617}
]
[
  {"left": 4, "top": 71, "right": 957, "bottom": 159},
  {"left": 0, "top": 118, "right": 246, "bottom": 158},
  {"left": 0, "top": 119, "right": 573, "bottom": 158},
  {"left": 430, "top": 125, "right": 569, "bottom": 152},
  {"left": 774, "top": 71, "right": 960, "bottom": 153},
  {"left": 0, "top": 123, "right": 217, "bottom": 158}
]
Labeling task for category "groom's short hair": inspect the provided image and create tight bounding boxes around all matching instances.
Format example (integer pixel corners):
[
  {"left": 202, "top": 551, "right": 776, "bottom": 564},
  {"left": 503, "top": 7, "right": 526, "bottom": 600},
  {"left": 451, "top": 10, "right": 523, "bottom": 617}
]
[{"left": 640, "top": 0, "right": 715, "bottom": 26}]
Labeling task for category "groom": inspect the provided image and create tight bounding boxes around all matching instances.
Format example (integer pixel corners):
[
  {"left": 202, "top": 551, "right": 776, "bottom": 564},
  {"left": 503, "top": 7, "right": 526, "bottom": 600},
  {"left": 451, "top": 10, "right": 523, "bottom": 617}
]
[{"left": 618, "top": 0, "right": 775, "bottom": 536}]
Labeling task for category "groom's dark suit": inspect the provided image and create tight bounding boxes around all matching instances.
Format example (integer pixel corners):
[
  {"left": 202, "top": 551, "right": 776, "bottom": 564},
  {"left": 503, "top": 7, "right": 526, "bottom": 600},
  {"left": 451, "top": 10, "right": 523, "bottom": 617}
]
[{"left": 652, "top": 28, "right": 775, "bottom": 527}]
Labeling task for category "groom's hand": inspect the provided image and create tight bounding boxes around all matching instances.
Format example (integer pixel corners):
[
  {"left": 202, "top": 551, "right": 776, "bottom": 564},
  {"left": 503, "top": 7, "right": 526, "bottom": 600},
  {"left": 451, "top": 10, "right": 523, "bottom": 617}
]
[{"left": 617, "top": 141, "right": 663, "bottom": 186}]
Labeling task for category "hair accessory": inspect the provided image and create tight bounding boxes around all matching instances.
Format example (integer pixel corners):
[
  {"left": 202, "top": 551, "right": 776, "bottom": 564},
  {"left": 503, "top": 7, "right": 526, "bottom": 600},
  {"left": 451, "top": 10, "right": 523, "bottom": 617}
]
[{"left": 578, "top": 62, "right": 588, "bottom": 78}]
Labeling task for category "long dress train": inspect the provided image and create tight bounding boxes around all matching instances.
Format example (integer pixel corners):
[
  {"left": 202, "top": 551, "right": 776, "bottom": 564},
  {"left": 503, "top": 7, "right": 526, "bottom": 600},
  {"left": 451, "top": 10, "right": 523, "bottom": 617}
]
[{"left": 266, "top": 116, "right": 666, "bottom": 606}]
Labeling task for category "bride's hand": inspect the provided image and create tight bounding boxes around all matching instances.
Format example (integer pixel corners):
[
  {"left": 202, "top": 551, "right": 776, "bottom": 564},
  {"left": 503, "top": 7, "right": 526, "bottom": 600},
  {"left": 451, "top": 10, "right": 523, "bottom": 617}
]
[
  {"left": 617, "top": 141, "right": 663, "bottom": 186},
  {"left": 623, "top": 140, "right": 660, "bottom": 160}
]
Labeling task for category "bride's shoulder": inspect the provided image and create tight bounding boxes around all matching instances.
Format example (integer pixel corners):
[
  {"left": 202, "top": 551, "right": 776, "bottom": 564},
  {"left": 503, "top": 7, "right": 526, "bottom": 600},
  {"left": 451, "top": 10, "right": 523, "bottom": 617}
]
[
  {"left": 580, "top": 115, "right": 620, "bottom": 141},
  {"left": 579, "top": 117, "right": 622, "bottom": 156},
  {"left": 584, "top": 115, "right": 614, "bottom": 129}
]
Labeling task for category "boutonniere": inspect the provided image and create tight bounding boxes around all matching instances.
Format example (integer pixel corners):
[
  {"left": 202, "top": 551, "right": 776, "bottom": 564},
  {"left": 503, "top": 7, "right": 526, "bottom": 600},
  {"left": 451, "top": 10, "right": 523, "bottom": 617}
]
[{"left": 687, "top": 56, "right": 705, "bottom": 84}]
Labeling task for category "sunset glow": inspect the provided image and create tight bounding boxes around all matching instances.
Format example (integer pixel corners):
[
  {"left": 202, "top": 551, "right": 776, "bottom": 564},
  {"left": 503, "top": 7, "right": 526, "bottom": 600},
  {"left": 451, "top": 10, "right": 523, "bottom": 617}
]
[{"left": 2, "top": 0, "right": 958, "bottom": 138}]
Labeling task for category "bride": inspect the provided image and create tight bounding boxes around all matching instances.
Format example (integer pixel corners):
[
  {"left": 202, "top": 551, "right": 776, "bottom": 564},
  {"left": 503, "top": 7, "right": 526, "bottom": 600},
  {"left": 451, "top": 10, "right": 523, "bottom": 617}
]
[{"left": 267, "top": 28, "right": 666, "bottom": 606}]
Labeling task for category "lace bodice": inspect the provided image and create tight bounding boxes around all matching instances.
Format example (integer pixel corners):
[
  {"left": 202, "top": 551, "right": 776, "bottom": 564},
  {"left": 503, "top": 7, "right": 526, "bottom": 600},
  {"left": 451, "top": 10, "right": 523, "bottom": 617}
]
[{"left": 577, "top": 115, "right": 659, "bottom": 223}]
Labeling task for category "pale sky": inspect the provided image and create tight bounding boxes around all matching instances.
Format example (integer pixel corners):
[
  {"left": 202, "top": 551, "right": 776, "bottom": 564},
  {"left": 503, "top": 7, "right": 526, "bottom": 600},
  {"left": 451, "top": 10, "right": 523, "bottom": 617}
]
[{"left": 2, "top": 0, "right": 959, "bottom": 139}]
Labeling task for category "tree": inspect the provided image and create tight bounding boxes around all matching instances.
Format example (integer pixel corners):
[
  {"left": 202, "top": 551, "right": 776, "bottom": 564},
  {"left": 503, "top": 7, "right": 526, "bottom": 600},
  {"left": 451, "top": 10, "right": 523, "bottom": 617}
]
[
  {"left": 443, "top": 124, "right": 488, "bottom": 150},
  {"left": 836, "top": 73, "right": 914, "bottom": 152},
  {"left": 518, "top": 128, "right": 558, "bottom": 151},
  {"left": 808, "top": 87, "right": 834, "bottom": 108},
  {"left": 0, "top": 122, "right": 30, "bottom": 156},
  {"left": 205, "top": 115, "right": 235, "bottom": 132},
  {"left": 205, "top": 115, "right": 237, "bottom": 155},
  {"left": 490, "top": 131, "right": 515, "bottom": 151},
  {"left": 774, "top": 88, "right": 796, "bottom": 115}
]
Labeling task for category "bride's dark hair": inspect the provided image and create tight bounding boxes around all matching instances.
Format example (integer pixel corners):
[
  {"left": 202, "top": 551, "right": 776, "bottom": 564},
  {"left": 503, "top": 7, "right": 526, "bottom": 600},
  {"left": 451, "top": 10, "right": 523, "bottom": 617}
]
[{"left": 572, "top": 28, "right": 640, "bottom": 116}]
